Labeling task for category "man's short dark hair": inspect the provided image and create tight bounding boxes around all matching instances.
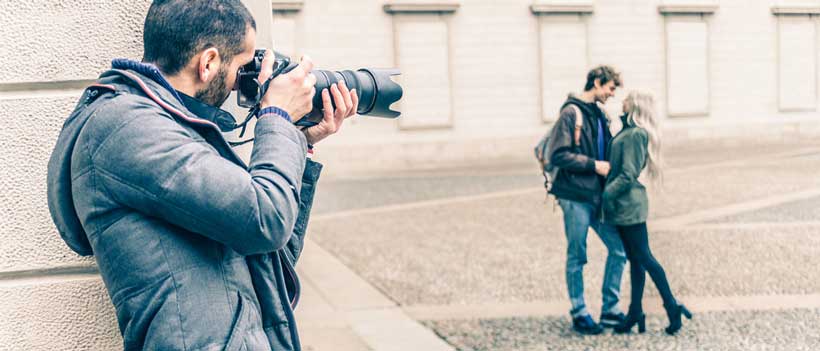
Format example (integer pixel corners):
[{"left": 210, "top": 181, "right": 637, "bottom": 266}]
[
  {"left": 142, "top": 0, "right": 256, "bottom": 75},
  {"left": 584, "top": 65, "right": 622, "bottom": 91}
]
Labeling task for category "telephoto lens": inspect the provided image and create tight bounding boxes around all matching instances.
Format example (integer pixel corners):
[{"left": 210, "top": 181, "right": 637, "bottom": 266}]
[{"left": 237, "top": 50, "right": 403, "bottom": 127}]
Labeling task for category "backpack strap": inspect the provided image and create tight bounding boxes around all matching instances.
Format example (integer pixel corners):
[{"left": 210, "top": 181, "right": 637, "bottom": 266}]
[{"left": 570, "top": 104, "right": 583, "bottom": 147}]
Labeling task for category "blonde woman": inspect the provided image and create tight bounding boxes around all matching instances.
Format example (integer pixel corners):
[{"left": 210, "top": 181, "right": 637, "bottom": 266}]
[{"left": 603, "top": 91, "right": 692, "bottom": 335}]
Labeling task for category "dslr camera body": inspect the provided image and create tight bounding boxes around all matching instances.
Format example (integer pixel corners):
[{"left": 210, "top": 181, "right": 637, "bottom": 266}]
[{"left": 236, "top": 50, "right": 403, "bottom": 127}]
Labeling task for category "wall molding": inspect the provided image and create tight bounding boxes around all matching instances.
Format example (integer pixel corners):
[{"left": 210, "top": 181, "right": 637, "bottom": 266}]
[
  {"left": 0, "top": 264, "right": 99, "bottom": 285},
  {"left": 0, "top": 79, "right": 94, "bottom": 93},
  {"left": 530, "top": 2, "right": 594, "bottom": 15},
  {"left": 658, "top": 4, "right": 718, "bottom": 15},
  {"left": 270, "top": 0, "right": 303, "bottom": 12},
  {"left": 771, "top": 6, "right": 820, "bottom": 16},
  {"left": 383, "top": 2, "right": 460, "bottom": 14}
]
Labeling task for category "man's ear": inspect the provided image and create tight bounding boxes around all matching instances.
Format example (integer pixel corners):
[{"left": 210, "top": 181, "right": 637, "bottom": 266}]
[
  {"left": 197, "top": 48, "right": 221, "bottom": 83},
  {"left": 594, "top": 78, "right": 602, "bottom": 90}
]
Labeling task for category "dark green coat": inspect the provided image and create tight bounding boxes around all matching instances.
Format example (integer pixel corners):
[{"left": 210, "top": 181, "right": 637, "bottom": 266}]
[{"left": 603, "top": 118, "right": 649, "bottom": 225}]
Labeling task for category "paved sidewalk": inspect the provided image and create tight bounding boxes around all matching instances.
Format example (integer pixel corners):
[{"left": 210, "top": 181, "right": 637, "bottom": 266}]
[
  {"left": 296, "top": 141, "right": 820, "bottom": 351},
  {"left": 295, "top": 240, "right": 453, "bottom": 351}
]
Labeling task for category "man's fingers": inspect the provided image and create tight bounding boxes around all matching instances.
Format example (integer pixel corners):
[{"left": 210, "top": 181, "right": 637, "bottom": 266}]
[
  {"left": 258, "top": 49, "right": 274, "bottom": 83},
  {"left": 330, "top": 84, "right": 346, "bottom": 115},
  {"left": 283, "top": 56, "right": 310, "bottom": 83},
  {"left": 298, "top": 55, "right": 314, "bottom": 75},
  {"left": 287, "top": 66, "right": 307, "bottom": 83},
  {"left": 349, "top": 89, "right": 359, "bottom": 118},
  {"left": 321, "top": 88, "right": 333, "bottom": 119},
  {"left": 339, "top": 82, "right": 354, "bottom": 116},
  {"left": 303, "top": 72, "right": 317, "bottom": 89}
]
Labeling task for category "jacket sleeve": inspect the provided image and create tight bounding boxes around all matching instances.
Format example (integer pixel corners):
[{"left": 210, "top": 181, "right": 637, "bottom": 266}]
[
  {"left": 547, "top": 106, "right": 596, "bottom": 173},
  {"left": 93, "top": 106, "right": 307, "bottom": 256},
  {"left": 603, "top": 130, "right": 648, "bottom": 202}
]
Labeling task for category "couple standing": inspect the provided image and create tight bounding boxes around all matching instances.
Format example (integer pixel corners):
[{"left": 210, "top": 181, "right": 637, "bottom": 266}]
[{"left": 545, "top": 66, "right": 692, "bottom": 335}]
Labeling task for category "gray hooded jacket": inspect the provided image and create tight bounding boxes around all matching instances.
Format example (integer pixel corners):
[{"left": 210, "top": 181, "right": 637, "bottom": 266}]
[{"left": 46, "top": 65, "right": 320, "bottom": 351}]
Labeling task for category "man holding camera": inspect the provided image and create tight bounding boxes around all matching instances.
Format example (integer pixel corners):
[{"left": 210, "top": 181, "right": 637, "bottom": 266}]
[
  {"left": 546, "top": 65, "right": 627, "bottom": 335},
  {"left": 46, "top": 1, "right": 353, "bottom": 349}
]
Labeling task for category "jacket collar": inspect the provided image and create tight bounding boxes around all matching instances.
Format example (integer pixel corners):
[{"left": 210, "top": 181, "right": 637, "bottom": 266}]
[
  {"left": 177, "top": 92, "right": 240, "bottom": 132},
  {"left": 111, "top": 59, "right": 183, "bottom": 103},
  {"left": 109, "top": 59, "right": 238, "bottom": 132},
  {"left": 620, "top": 113, "right": 635, "bottom": 128}
]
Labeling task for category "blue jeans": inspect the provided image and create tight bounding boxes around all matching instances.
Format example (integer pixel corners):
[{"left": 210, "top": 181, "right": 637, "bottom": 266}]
[{"left": 558, "top": 198, "right": 626, "bottom": 318}]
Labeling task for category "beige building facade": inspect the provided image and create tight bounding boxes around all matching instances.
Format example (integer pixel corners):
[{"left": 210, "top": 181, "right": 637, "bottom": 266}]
[{"left": 2, "top": 0, "right": 820, "bottom": 349}]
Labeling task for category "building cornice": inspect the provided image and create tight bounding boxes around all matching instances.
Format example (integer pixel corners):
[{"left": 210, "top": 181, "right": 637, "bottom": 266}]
[
  {"left": 771, "top": 6, "right": 820, "bottom": 16},
  {"left": 530, "top": 2, "right": 594, "bottom": 15},
  {"left": 383, "top": 2, "right": 460, "bottom": 14},
  {"left": 270, "top": 0, "right": 303, "bottom": 12},
  {"left": 658, "top": 4, "right": 718, "bottom": 15}
]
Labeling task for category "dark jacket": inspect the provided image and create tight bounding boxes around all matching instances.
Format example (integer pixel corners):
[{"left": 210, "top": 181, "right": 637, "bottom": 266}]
[
  {"left": 603, "top": 115, "right": 650, "bottom": 226},
  {"left": 46, "top": 66, "right": 319, "bottom": 351},
  {"left": 547, "top": 94, "right": 613, "bottom": 207}
]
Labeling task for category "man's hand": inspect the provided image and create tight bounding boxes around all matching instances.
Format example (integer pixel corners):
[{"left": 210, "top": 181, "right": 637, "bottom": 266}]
[
  {"left": 595, "top": 160, "right": 611, "bottom": 177},
  {"left": 303, "top": 81, "right": 359, "bottom": 145},
  {"left": 258, "top": 50, "right": 317, "bottom": 122}
]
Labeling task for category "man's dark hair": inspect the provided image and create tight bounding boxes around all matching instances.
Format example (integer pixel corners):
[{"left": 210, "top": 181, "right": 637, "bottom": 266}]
[
  {"left": 584, "top": 65, "right": 622, "bottom": 91},
  {"left": 142, "top": 0, "right": 256, "bottom": 75}
]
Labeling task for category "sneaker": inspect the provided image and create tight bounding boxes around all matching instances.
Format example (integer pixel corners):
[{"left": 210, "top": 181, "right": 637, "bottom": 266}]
[
  {"left": 599, "top": 312, "right": 626, "bottom": 328},
  {"left": 572, "top": 315, "right": 604, "bottom": 335}
]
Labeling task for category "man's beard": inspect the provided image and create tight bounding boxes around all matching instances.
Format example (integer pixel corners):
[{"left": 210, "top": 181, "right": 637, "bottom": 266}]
[{"left": 195, "top": 66, "right": 232, "bottom": 107}]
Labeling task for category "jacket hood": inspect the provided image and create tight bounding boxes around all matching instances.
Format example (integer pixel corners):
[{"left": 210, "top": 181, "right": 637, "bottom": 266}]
[
  {"left": 561, "top": 94, "right": 599, "bottom": 122},
  {"left": 46, "top": 77, "right": 120, "bottom": 256},
  {"left": 46, "top": 68, "right": 244, "bottom": 256},
  {"left": 565, "top": 93, "right": 588, "bottom": 106}
]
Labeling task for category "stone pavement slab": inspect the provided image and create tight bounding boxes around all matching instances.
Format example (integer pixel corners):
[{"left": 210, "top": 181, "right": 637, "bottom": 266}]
[
  {"left": 294, "top": 239, "right": 453, "bottom": 351},
  {"left": 712, "top": 195, "right": 820, "bottom": 223},
  {"left": 650, "top": 155, "right": 820, "bottom": 219},
  {"left": 312, "top": 171, "right": 542, "bottom": 216}
]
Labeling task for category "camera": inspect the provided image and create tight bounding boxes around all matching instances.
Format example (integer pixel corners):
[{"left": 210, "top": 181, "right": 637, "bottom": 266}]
[{"left": 237, "top": 50, "right": 403, "bottom": 127}]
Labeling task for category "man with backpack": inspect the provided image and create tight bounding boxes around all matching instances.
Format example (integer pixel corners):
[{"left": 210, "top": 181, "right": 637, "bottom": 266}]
[{"left": 543, "top": 65, "right": 627, "bottom": 334}]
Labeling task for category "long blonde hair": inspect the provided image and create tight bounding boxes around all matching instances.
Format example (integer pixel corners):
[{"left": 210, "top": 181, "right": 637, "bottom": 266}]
[{"left": 624, "top": 90, "right": 664, "bottom": 186}]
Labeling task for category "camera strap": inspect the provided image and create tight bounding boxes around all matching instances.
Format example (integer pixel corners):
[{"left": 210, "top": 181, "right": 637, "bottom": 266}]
[{"left": 229, "top": 73, "right": 280, "bottom": 147}]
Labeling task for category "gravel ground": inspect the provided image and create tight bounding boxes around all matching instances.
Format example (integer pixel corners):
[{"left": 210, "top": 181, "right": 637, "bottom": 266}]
[
  {"left": 427, "top": 309, "right": 820, "bottom": 351},
  {"left": 308, "top": 141, "right": 820, "bottom": 350},
  {"left": 311, "top": 191, "right": 820, "bottom": 305},
  {"left": 309, "top": 142, "right": 820, "bottom": 306}
]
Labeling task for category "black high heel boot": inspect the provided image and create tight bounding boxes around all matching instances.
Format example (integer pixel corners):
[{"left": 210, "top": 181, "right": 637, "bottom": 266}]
[
  {"left": 614, "top": 312, "right": 646, "bottom": 334},
  {"left": 664, "top": 304, "right": 693, "bottom": 335}
]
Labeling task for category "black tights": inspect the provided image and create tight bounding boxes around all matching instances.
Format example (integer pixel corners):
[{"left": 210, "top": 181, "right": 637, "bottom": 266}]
[{"left": 616, "top": 222, "right": 677, "bottom": 315}]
